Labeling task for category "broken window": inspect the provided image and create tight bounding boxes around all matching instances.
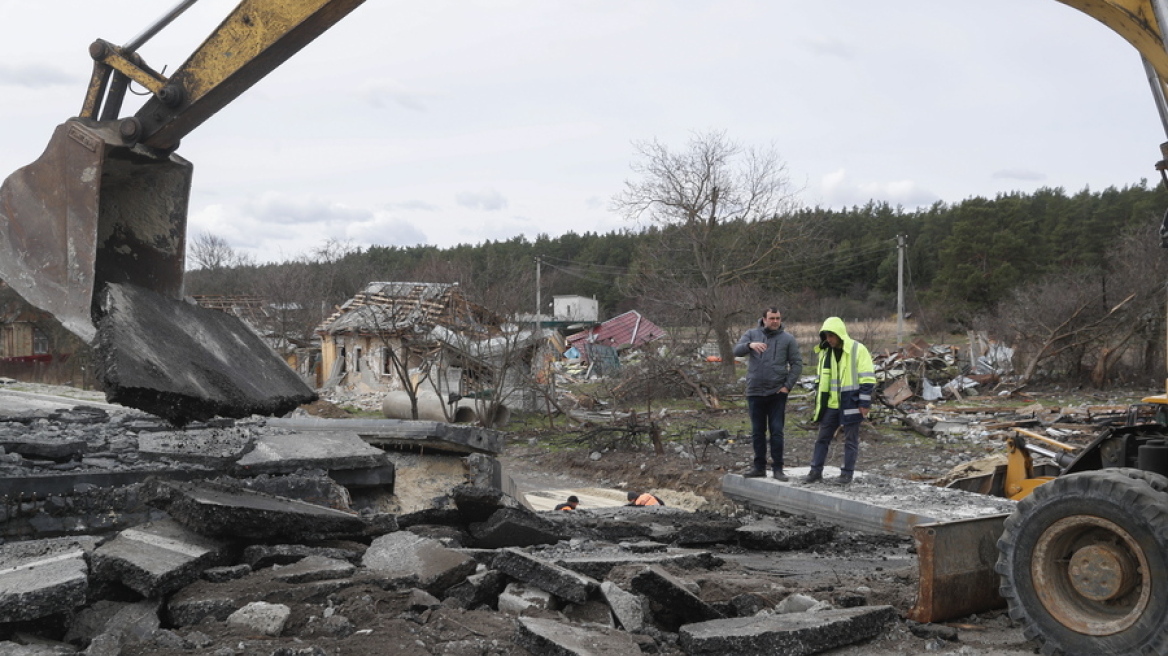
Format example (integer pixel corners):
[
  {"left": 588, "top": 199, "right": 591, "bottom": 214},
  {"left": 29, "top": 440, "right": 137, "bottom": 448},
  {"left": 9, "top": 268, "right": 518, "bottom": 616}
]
[{"left": 32, "top": 328, "right": 48, "bottom": 355}]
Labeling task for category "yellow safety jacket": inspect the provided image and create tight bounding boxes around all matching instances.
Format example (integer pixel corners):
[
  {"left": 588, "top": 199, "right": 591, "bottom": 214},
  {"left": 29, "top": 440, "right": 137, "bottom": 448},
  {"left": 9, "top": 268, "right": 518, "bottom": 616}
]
[{"left": 812, "top": 317, "right": 876, "bottom": 426}]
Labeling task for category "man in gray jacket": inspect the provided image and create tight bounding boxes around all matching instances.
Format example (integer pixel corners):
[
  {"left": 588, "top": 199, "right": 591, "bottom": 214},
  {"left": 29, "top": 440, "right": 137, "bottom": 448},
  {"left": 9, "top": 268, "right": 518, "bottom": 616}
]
[{"left": 733, "top": 307, "right": 803, "bottom": 480}]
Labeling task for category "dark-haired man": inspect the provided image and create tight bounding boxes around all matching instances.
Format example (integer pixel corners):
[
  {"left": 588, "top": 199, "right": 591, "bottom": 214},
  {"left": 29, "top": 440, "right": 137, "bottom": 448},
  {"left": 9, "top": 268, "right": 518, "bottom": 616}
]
[{"left": 733, "top": 307, "right": 803, "bottom": 481}]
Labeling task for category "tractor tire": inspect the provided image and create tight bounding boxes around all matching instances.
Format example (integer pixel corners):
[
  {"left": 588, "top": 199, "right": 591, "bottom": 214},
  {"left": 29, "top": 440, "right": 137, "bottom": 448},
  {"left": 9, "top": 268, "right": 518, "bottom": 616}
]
[{"left": 995, "top": 469, "right": 1168, "bottom": 655}]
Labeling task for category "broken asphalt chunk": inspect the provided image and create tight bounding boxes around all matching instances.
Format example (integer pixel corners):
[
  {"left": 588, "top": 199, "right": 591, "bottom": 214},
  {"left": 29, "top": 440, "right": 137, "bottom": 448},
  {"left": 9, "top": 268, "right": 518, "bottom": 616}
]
[
  {"left": 470, "top": 508, "right": 564, "bottom": 548},
  {"left": 493, "top": 548, "right": 599, "bottom": 605},
  {"left": 234, "top": 430, "right": 392, "bottom": 477},
  {"left": 141, "top": 477, "right": 389, "bottom": 541},
  {"left": 452, "top": 483, "right": 522, "bottom": 523},
  {"left": 362, "top": 531, "right": 477, "bottom": 595},
  {"left": 136, "top": 427, "right": 253, "bottom": 467},
  {"left": 600, "top": 581, "right": 646, "bottom": 632},
  {"left": 94, "top": 282, "right": 317, "bottom": 425},
  {"left": 0, "top": 536, "right": 98, "bottom": 622},
  {"left": 516, "top": 616, "right": 642, "bottom": 656},
  {"left": 267, "top": 555, "right": 355, "bottom": 584},
  {"left": 267, "top": 416, "right": 505, "bottom": 456},
  {"left": 90, "top": 518, "right": 229, "bottom": 597},
  {"left": 678, "top": 605, "right": 899, "bottom": 656},
  {"left": 736, "top": 518, "right": 836, "bottom": 551},
  {"left": 554, "top": 547, "right": 723, "bottom": 581},
  {"left": 629, "top": 564, "right": 724, "bottom": 629}
]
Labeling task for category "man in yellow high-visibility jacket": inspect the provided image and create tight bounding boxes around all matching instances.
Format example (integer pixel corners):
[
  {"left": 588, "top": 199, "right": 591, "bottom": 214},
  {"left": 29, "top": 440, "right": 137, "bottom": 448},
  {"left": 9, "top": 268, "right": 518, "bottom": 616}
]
[{"left": 803, "top": 317, "right": 876, "bottom": 485}]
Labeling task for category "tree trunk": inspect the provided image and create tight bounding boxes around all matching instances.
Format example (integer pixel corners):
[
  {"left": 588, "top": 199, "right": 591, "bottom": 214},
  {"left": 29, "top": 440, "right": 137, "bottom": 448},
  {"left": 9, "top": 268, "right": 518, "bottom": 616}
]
[{"left": 713, "top": 318, "right": 737, "bottom": 382}]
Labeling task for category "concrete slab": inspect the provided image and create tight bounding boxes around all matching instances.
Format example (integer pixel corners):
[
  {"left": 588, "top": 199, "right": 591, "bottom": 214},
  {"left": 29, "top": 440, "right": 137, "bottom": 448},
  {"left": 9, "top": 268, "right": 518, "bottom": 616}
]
[
  {"left": 678, "top": 605, "right": 899, "bottom": 656},
  {"left": 227, "top": 601, "right": 290, "bottom": 636},
  {"left": 736, "top": 519, "right": 836, "bottom": 551},
  {"left": 137, "top": 428, "right": 253, "bottom": 466},
  {"left": 362, "top": 531, "right": 478, "bottom": 594},
  {"left": 0, "top": 436, "right": 87, "bottom": 461},
  {"left": 722, "top": 467, "right": 1016, "bottom": 536},
  {"left": 553, "top": 548, "right": 723, "bottom": 581},
  {"left": 242, "top": 543, "right": 364, "bottom": 569},
  {"left": 452, "top": 484, "right": 521, "bottom": 523},
  {"left": 93, "top": 282, "right": 316, "bottom": 425},
  {"left": 629, "top": 564, "right": 723, "bottom": 630},
  {"left": 267, "top": 417, "right": 504, "bottom": 455},
  {"left": 90, "top": 518, "right": 229, "bottom": 597},
  {"left": 0, "top": 536, "right": 98, "bottom": 622},
  {"left": 600, "top": 581, "right": 645, "bottom": 632},
  {"left": 230, "top": 471, "right": 355, "bottom": 510},
  {"left": 498, "top": 582, "right": 559, "bottom": 614},
  {"left": 76, "top": 599, "right": 162, "bottom": 654},
  {"left": 0, "top": 388, "right": 124, "bottom": 415},
  {"left": 515, "top": 616, "right": 643, "bottom": 656},
  {"left": 142, "top": 478, "right": 387, "bottom": 541},
  {"left": 443, "top": 568, "right": 505, "bottom": 609},
  {"left": 470, "top": 508, "right": 564, "bottom": 548},
  {"left": 235, "top": 431, "right": 392, "bottom": 476},
  {"left": 493, "top": 548, "right": 599, "bottom": 604},
  {"left": 267, "top": 555, "right": 355, "bottom": 584}
]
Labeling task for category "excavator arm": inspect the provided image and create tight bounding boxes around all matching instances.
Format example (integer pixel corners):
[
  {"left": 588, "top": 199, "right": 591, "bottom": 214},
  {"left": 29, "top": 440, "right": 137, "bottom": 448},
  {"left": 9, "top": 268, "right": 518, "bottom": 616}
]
[
  {"left": 1055, "top": 0, "right": 1168, "bottom": 172},
  {"left": 0, "top": 0, "right": 365, "bottom": 424},
  {"left": 84, "top": 0, "right": 364, "bottom": 152}
]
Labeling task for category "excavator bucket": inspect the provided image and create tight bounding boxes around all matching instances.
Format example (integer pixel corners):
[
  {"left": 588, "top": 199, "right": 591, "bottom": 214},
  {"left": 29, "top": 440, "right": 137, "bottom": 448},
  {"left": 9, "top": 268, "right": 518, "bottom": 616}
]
[
  {"left": 0, "top": 118, "right": 315, "bottom": 424},
  {"left": 0, "top": 118, "right": 189, "bottom": 344}
]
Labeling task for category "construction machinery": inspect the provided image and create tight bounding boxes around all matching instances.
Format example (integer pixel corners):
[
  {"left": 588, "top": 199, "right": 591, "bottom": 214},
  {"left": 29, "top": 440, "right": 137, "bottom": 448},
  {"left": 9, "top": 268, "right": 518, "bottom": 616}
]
[
  {"left": 0, "top": 0, "right": 366, "bottom": 424},
  {"left": 989, "top": 3, "right": 1168, "bottom": 653}
]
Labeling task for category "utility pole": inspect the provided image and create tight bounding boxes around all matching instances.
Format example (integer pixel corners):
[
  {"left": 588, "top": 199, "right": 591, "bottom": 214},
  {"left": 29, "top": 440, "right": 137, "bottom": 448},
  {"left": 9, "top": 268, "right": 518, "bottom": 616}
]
[
  {"left": 897, "top": 234, "right": 906, "bottom": 349},
  {"left": 534, "top": 256, "right": 541, "bottom": 330}
]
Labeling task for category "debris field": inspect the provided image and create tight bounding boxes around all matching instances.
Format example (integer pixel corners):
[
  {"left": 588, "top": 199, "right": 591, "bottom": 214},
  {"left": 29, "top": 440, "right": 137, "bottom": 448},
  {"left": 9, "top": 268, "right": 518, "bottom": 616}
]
[{"left": 0, "top": 382, "right": 1043, "bottom": 655}]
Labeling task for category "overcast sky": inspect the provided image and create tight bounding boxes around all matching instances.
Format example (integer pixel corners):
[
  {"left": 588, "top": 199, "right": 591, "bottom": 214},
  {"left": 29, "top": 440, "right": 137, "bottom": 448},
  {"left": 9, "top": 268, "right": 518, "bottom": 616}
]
[{"left": 1, "top": 1, "right": 1164, "bottom": 265}]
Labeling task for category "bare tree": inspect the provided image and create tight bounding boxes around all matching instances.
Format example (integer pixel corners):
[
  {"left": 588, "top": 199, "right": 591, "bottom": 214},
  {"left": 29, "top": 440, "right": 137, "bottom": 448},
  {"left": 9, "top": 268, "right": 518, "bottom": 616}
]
[
  {"left": 189, "top": 232, "right": 254, "bottom": 272},
  {"left": 611, "top": 130, "right": 806, "bottom": 381}
]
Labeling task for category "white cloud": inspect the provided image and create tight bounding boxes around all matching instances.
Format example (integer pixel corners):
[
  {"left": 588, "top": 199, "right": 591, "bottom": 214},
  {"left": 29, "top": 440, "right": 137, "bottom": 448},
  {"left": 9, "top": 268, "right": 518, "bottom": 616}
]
[
  {"left": 0, "top": 63, "right": 76, "bottom": 88},
  {"left": 818, "top": 169, "right": 938, "bottom": 209},
  {"left": 455, "top": 189, "right": 508, "bottom": 211},
  {"left": 359, "top": 78, "right": 430, "bottom": 111},
  {"left": 992, "top": 169, "right": 1047, "bottom": 182}
]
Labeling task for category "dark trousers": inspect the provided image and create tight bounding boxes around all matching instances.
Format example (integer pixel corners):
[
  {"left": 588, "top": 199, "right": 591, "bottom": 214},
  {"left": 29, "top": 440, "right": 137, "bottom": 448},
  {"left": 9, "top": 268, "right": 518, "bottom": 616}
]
[
  {"left": 748, "top": 392, "right": 788, "bottom": 471},
  {"left": 809, "top": 407, "right": 860, "bottom": 475}
]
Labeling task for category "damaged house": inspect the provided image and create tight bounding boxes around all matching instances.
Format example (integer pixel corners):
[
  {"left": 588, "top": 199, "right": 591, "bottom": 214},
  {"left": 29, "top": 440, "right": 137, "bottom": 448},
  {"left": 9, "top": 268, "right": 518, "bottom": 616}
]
[
  {"left": 0, "top": 281, "right": 83, "bottom": 385},
  {"left": 316, "top": 282, "right": 555, "bottom": 423}
]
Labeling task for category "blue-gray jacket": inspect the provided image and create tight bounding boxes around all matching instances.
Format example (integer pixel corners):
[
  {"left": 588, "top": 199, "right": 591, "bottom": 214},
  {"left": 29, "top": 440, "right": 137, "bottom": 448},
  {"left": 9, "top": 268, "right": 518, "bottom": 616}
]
[{"left": 733, "top": 323, "right": 803, "bottom": 396}]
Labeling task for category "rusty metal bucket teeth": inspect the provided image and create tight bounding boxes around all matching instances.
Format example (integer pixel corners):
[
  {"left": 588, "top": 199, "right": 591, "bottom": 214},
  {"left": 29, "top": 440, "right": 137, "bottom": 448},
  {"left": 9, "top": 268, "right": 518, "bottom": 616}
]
[{"left": 0, "top": 118, "right": 190, "bottom": 343}]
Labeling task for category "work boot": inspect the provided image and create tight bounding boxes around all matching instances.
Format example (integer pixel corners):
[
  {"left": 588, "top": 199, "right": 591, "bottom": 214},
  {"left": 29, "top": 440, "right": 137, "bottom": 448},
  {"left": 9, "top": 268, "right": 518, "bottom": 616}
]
[
  {"left": 803, "top": 470, "right": 822, "bottom": 484},
  {"left": 831, "top": 472, "right": 854, "bottom": 485},
  {"left": 743, "top": 468, "right": 766, "bottom": 478},
  {"left": 771, "top": 469, "right": 789, "bottom": 482}
]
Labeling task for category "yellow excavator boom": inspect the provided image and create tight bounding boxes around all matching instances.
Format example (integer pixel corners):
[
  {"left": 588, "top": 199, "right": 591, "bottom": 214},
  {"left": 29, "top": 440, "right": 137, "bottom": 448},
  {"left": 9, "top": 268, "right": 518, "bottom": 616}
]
[{"left": 0, "top": 0, "right": 366, "bottom": 424}]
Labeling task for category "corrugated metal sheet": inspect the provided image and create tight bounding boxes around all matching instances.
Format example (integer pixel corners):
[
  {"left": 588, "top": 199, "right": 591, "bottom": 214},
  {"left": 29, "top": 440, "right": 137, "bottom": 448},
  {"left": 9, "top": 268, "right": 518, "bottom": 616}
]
[{"left": 565, "top": 310, "right": 663, "bottom": 353}]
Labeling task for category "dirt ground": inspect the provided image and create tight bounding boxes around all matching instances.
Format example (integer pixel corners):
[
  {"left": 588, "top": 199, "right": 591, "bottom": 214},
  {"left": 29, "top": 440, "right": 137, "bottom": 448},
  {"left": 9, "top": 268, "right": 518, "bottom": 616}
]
[{"left": 493, "top": 406, "right": 1041, "bottom": 656}]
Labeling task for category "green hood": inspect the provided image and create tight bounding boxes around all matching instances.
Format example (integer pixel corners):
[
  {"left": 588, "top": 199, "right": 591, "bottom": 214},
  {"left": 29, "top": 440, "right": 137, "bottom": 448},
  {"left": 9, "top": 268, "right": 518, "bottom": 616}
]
[{"left": 818, "top": 316, "right": 850, "bottom": 348}]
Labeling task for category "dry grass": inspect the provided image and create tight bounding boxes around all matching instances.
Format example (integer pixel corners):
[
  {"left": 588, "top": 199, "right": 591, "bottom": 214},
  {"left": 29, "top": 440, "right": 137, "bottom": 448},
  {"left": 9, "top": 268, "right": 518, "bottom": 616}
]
[{"left": 780, "top": 318, "right": 922, "bottom": 354}]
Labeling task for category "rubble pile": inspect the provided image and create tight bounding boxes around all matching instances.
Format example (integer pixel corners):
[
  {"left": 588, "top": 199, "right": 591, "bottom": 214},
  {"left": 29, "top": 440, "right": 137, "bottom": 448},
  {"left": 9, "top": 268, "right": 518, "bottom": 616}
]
[
  {"left": 0, "top": 383, "right": 1040, "bottom": 655},
  {"left": 1, "top": 473, "right": 911, "bottom": 656}
]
